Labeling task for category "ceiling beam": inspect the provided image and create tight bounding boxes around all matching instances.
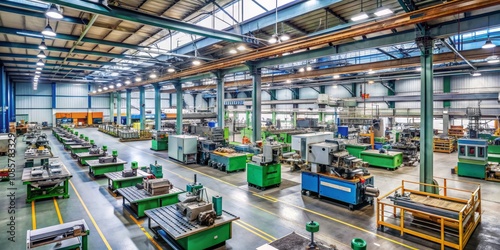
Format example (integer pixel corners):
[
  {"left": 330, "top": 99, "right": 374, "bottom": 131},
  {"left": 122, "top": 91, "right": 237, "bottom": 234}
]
[
  {"left": 283, "top": 21, "right": 308, "bottom": 35},
  {"left": 376, "top": 48, "right": 399, "bottom": 59},
  {"left": 41, "top": 0, "right": 246, "bottom": 42},
  {"left": 1, "top": 60, "right": 100, "bottom": 70},
  {"left": 96, "top": 0, "right": 500, "bottom": 95},
  {"left": 324, "top": 7, "right": 347, "bottom": 24},
  {"left": 0, "top": 53, "right": 114, "bottom": 66}
]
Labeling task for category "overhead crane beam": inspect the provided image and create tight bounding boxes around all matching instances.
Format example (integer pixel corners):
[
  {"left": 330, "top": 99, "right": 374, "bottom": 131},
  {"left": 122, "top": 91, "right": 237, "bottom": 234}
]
[
  {"left": 95, "top": 0, "right": 500, "bottom": 95},
  {"left": 41, "top": 0, "right": 246, "bottom": 42}
]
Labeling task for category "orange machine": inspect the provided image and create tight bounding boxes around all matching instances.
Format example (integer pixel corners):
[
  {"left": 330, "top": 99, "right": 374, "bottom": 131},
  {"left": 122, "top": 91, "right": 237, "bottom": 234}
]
[{"left": 55, "top": 112, "right": 103, "bottom": 126}]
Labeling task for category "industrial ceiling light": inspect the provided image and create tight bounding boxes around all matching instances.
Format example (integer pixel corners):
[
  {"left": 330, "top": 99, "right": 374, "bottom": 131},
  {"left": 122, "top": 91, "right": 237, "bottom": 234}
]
[
  {"left": 333, "top": 74, "right": 340, "bottom": 79},
  {"left": 41, "top": 24, "right": 56, "bottom": 37},
  {"left": 167, "top": 67, "right": 175, "bottom": 73},
  {"left": 333, "top": 85, "right": 338, "bottom": 88},
  {"left": 470, "top": 71, "right": 481, "bottom": 76},
  {"left": 351, "top": 0, "right": 368, "bottom": 21},
  {"left": 416, "top": 67, "right": 422, "bottom": 71},
  {"left": 192, "top": 59, "right": 201, "bottom": 66},
  {"left": 268, "top": 34, "right": 278, "bottom": 44},
  {"left": 482, "top": 39, "right": 496, "bottom": 49},
  {"left": 368, "top": 80, "right": 375, "bottom": 84},
  {"left": 124, "top": 78, "right": 131, "bottom": 85},
  {"left": 103, "top": 86, "right": 109, "bottom": 90},
  {"left": 351, "top": 12, "right": 368, "bottom": 21},
  {"left": 39, "top": 40, "right": 47, "bottom": 50},
  {"left": 285, "top": 79, "right": 291, "bottom": 83},
  {"left": 92, "top": 90, "right": 96, "bottom": 94},
  {"left": 35, "top": 71, "right": 41, "bottom": 74},
  {"left": 110, "top": 72, "right": 119, "bottom": 77},
  {"left": 135, "top": 76, "right": 142, "bottom": 82},
  {"left": 37, "top": 50, "right": 46, "bottom": 58},
  {"left": 298, "top": 67, "right": 305, "bottom": 72},
  {"left": 109, "top": 85, "right": 115, "bottom": 89},
  {"left": 45, "top": 4, "right": 63, "bottom": 19},
  {"left": 36, "top": 67, "right": 42, "bottom": 70},
  {"left": 36, "top": 59, "right": 45, "bottom": 66},
  {"left": 237, "top": 45, "right": 246, "bottom": 51},
  {"left": 367, "top": 69, "right": 375, "bottom": 74},
  {"left": 98, "top": 88, "right": 102, "bottom": 92},
  {"left": 280, "top": 33, "right": 290, "bottom": 42},
  {"left": 374, "top": 7, "right": 393, "bottom": 17},
  {"left": 306, "top": 64, "right": 312, "bottom": 71},
  {"left": 149, "top": 70, "right": 158, "bottom": 79},
  {"left": 486, "top": 55, "right": 500, "bottom": 63},
  {"left": 229, "top": 48, "right": 237, "bottom": 54},
  {"left": 116, "top": 83, "right": 122, "bottom": 87}
]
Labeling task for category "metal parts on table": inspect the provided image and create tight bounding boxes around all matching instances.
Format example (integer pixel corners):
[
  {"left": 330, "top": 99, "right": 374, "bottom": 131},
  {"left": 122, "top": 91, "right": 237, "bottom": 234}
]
[
  {"left": 144, "top": 178, "right": 173, "bottom": 196},
  {"left": 27, "top": 219, "right": 89, "bottom": 249}
]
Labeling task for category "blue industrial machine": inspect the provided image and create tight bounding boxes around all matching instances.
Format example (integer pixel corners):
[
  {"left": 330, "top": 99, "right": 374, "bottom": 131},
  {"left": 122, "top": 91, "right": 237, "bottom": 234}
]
[{"left": 301, "top": 139, "right": 379, "bottom": 210}]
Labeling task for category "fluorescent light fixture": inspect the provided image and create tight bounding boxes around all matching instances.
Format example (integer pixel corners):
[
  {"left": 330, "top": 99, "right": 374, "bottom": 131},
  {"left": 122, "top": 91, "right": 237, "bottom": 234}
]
[
  {"left": 103, "top": 86, "right": 109, "bottom": 90},
  {"left": 35, "top": 71, "right": 41, "bottom": 74},
  {"left": 39, "top": 41, "right": 47, "bottom": 50},
  {"left": 229, "top": 48, "right": 237, "bottom": 54},
  {"left": 351, "top": 12, "right": 369, "bottom": 22},
  {"left": 36, "top": 67, "right": 42, "bottom": 70},
  {"left": 471, "top": 71, "right": 481, "bottom": 76},
  {"left": 298, "top": 67, "right": 305, "bottom": 72},
  {"left": 367, "top": 69, "right": 375, "bottom": 74},
  {"left": 416, "top": 67, "right": 422, "bottom": 71},
  {"left": 237, "top": 45, "right": 246, "bottom": 51},
  {"left": 368, "top": 80, "right": 375, "bottom": 84},
  {"left": 285, "top": 79, "right": 291, "bottom": 83},
  {"left": 333, "top": 74, "right": 340, "bottom": 79},
  {"left": 135, "top": 76, "right": 142, "bottom": 82},
  {"left": 125, "top": 79, "right": 131, "bottom": 84},
  {"left": 98, "top": 88, "right": 102, "bottom": 92},
  {"left": 374, "top": 7, "right": 393, "bottom": 17},
  {"left": 482, "top": 39, "right": 496, "bottom": 49},
  {"left": 268, "top": 34, "right": 278, "bottom": 44},
  {"left": 486, "top": 55, "right": 500, "bottom": 63},
  {"left": 306, "top": 65, "right": 312, "bottom": 71},
  {"left": 167, "top": 67, "right": 175, "bottom": 73},
  {"left": 92, "top": 90, "right": 97, "bottom": 94},
  {"left": 110, "top": 72, "right": 119, "bottom": 76},
  {"left": 41, "top": 24, "right": 56, "bottom": 37},
  {"left": 149, "top": 71, "right": 158, "bottom": 79},
  {"left": 116, "top": 83, "right": 122, "bottom": 87},
  {"left": 45, "top": 4, "right": 63, "bottom": 19},
  {"left": 36, "top": 59, "right": 45, "bottom": 66},
  {"left": 37, "top": 51, "right": 46, "bottom": 58},
  {"left": 333, "top": 85, "right": 338, "bottom": 88},
  {"left": 192, "top": 59, "right": 201, "bottom": 66},
  {"left": 280, "top": 34, "right": 290, "bottom": 41},
  {"left": 109, "top": 85, "right": 114, "bottom": 89}
]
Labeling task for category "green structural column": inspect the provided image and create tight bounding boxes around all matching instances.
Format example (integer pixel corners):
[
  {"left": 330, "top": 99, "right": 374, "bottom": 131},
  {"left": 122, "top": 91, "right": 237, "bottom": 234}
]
[
  {"left": 139, "top": 86, "right": 145, "bottom": 130},
  {"left": 109, "top": 92, "right": 114, "bottom": 124},
  {"left": 418, "top": 35, "right": 434, "bottom": 192},
  {"left": 318, "top": 86, "right": 326, "bottom": 122},
  {"left": 387, "top": 80, "right": 396, "bottom": 109},
  {"left": 292, "top": 88, "right": 298, "bottom": 128},
  {"left": 175, "top": 82, "right": 183, "bottom": 135},
  {"left": 116, "top": 91, "right": 122, "bottom": 125},
  {"left": 153, "top": 83, "right": 161, "bottom": 130},
  {"left": 169, "top": 93, "right": 173, "bottom": 108},
  {"left": 250, "top": 66, "right": 262, "bottom": 142},
  {"left": 126, "top": 89, "right": 131, "bottom": 126},
  {"left": 216, "top": 72, "right": 225, "bottom": 128}
]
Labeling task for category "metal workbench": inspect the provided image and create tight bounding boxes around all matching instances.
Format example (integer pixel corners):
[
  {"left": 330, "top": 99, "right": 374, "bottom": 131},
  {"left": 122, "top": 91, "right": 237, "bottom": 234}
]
[
  {"left": 21, "top": 162, "right": 72, "bottom": 203},
  {"left": 75, "top": 152, "right": 106, "bottom": 165},
  {"left": 86, "top": 158, "right": 127, "bottom": 177},
  {"left": 27, "top": 219, "right": 89, "bottom": 250},
  {"left": 117, "top": 186, "right": 184, "bottom": 218},
  {"left": 145, "top": 205, "right": 239, "bottom": 250},
  {"left": 104, "top": 169, "right": 151, "bottom": 192},
  {"left": 24, "top": 152, "right": 56, "bottom": 168},
  {"left": 67, "top": 144, "right": 91, "bottom": 158},
  {"left": 63, "top": 141, "right": 82, "bottom": 150}
]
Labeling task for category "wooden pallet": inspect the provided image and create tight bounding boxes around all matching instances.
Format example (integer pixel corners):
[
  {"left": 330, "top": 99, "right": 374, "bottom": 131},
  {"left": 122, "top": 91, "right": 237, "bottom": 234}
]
[{"left": 433, "top": 138, "right": 456, "bottom": 153}]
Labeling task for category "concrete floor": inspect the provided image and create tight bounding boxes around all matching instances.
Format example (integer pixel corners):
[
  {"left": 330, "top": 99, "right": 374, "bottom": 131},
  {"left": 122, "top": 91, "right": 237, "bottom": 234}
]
[{"left": 1, "top": 128, "right": 499, "bottom": 250}]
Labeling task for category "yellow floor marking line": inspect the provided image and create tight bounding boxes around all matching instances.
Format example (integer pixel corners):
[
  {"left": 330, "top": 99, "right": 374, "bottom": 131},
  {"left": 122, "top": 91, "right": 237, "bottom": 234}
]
[
  {"left": 119, "top": 138, "right": 416, "bottom": 249},
  {"left": 69, "top": 180, "right": 112, "bottom": 250},
  {"left": 129, "top": 215, "right": 162, "bottom": 250},
  {"left": 53, "top": 198, "right": 64, "bottom": 224},
  {"left": 233, "top": 221, "right": 273, "bottom": 242},
  {"left": 31, "top": 201, "right": 36, "bottom": 230},
  {"left": 238, "top": 220, "right": 277, "bottom": 241}
]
